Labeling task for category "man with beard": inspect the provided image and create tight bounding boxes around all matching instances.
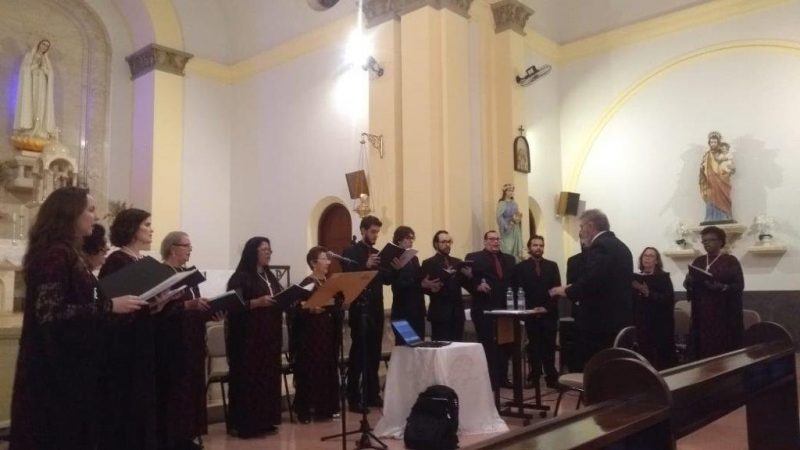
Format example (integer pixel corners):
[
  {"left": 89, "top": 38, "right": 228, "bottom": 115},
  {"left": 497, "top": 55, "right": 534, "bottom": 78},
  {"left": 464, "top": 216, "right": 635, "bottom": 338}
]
[
  {"left": 550, "top": 209, "right": 633, "bottom": 365},
  {"left": 465, "top": 230, "right": 516, "bottom": 389},
  {"left": 421, "top": 230, "right": 472, "bottom": 341},
  {"left": 342, "top": 215, "right": 389, "bottom": 412},
  {"left": 511, "top": 235, "right": 561, "bottom": 388}
]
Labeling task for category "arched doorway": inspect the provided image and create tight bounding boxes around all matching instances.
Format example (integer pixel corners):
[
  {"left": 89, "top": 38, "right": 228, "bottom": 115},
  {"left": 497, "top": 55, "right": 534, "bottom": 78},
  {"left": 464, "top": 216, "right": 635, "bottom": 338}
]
[{"left": 317, "top": 203, "right": 353, "bottom": 274}]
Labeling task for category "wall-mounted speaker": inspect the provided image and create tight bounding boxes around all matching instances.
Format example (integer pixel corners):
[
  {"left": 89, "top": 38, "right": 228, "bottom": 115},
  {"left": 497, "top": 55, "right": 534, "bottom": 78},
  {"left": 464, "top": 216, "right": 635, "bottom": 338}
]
[{"left": 557, "top": 192, "right": 580, "bottom": 216}]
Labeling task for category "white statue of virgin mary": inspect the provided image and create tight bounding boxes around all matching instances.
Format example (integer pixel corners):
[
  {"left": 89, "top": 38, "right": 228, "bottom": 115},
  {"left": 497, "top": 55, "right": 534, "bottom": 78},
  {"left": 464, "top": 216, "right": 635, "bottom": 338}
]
[{"left": 14, "top": 39, "right": 56, "bottom": 139}]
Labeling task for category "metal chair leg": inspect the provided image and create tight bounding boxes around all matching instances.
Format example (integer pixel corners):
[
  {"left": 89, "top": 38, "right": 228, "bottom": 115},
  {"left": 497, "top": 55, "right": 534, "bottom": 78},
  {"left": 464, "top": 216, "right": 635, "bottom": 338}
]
[
  {"left": 554, "top": 389, "right": 565, "bottom": 416},
  {"left": 219, "top": 381, "right": 229, "bottom": 431},
  {"left": 283, "top": 373, "right": 294, "bottom": 423},
  {"left": 576, "top": 391, "right": 583, "bottom": 409}
]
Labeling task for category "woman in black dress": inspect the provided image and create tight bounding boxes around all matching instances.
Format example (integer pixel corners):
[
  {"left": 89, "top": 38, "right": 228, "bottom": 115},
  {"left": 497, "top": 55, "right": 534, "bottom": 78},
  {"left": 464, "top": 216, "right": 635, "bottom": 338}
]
[
  {"left": 291, "top": 246, "right": 340, "bottom": 423},
  {"left": 683, "top": 226, "right": 744, "bottom": 359},
  {"left": 156, "top": 231, "right": 223, "bottom": 450},
  {"left": 98, "top": 208, "right": 170, "bottom": 450},
  {"left": 9, "top": 187, "right": 145, "bottom": 450},
  {"left": 632, "top": 247, "right": 677, "bottom": 370},
  {"left": 226, "top": 237, "right": 284, "bottom": 437}
]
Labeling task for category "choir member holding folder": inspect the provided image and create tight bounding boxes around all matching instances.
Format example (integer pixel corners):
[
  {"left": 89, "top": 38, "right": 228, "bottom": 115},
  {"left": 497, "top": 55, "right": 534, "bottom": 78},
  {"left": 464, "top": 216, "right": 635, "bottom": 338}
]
[
  {"left": 632, "top": 247, "right": 677, "bottom": 370},
  {"left": 290, "top": 247, "right": 340, "bottom": 423},
  {"left": 683, "top": 226, "right": 744, "bottom": 359},
  {"left": 386, "top": 226, "right": 437, "bottom": 343},
  {"left": 10, "top": 188, "right": 146, "bottom": 450},
  {"left": 156, "top": 232, "right": 224, "bottom": 450},
  {"left": 422, "top": 230, "right": 472, "bottom": 342},
  {"left": 98, "top": 208, "right": 164, "bottom": 450},
  {"left": 225, "top": 237, "right": 284, "bottom": 437}
]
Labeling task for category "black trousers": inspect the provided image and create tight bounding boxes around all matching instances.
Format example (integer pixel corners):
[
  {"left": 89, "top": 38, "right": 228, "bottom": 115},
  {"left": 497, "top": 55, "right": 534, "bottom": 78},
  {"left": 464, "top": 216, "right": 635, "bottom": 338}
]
[
  {"left": 525, "top": 318, "right": 558, "bottom": 381},
  {"left": 430, "top": 316, "right": 464, "bottom": 342},
  {"left": 346, "top": 304, "right": 384, "bottom": 404},
  {"left": 576, "top": 329, "right": 617, "bottom": 371}
]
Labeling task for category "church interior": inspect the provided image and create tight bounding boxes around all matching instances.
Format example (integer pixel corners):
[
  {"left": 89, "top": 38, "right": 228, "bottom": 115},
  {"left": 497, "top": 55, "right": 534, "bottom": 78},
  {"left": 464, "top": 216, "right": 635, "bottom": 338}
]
[{"left": 1, "top": 0, "right": 799, "bottom": 448}]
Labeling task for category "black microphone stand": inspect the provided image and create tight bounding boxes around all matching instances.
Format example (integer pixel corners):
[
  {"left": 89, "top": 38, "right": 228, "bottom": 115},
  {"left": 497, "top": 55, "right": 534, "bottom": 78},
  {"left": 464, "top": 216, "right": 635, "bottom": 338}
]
[
  {"left": 321, "top": 287, "right": 386, "bottom": 449},
  {"left": 319, "top": 293, "right": 348, "bottom": 450}
]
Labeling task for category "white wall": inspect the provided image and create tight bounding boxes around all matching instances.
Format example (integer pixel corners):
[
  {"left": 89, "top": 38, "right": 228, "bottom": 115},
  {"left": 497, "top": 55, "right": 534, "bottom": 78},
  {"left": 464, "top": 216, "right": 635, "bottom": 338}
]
[
  {"left": 229, "top": 42, "right": 367, "bottom": 275},
  {"left": 523, "top": 49, "right": 565, "bottom": 267},
  {"left": 181, "top": 76, "right": 232, "bottom": 269},
  {"left": 559, "top": 2, "right": 800, "bottom": 290}
]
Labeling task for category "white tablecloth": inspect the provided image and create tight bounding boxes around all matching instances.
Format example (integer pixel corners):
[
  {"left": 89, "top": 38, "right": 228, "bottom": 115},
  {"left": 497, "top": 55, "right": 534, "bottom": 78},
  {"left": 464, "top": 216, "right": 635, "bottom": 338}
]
[{"left": 374, "top": 342, "right": 508, "bottom": 438}]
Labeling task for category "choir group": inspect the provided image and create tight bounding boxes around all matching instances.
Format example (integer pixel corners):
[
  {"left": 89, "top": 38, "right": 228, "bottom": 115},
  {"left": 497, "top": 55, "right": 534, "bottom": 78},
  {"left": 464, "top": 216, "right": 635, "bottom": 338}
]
[{"left": 7, "top": 187, "right": 746, "bottom": 450}]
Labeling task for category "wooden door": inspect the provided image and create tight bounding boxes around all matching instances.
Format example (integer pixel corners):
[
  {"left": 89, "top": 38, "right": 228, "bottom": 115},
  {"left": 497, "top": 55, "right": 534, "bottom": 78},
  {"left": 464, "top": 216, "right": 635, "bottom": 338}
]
[{"left": 317, "top": 203, "right": 353, "bottom": 274}]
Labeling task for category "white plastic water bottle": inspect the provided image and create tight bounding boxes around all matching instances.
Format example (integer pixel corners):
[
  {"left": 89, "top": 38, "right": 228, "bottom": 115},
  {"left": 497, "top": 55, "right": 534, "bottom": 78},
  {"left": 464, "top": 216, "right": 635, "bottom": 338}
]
[
  {"left": 506, "top": 287, "right": 514, "bottom": 310},
  {"left": 517, "top": 287, "right": 526, "bottom": 311}
]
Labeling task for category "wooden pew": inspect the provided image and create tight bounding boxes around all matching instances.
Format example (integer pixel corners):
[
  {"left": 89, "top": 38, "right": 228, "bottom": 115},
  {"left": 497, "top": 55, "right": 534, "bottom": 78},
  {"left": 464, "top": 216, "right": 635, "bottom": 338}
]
[{"left": 463, "top": 322, "right": 799, "bottom": 450}]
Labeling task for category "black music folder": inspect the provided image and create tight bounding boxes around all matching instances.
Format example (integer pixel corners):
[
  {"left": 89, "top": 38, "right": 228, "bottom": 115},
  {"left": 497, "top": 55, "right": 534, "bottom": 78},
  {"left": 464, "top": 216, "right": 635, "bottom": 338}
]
[
  {"left": 98, "top": 256, "right": 200, "bottom": 302},
  {"left": 207, "top": 289, "right": 246, "bottom": 314},
  {"left": 378, "top": 242, "right": 418, "bottom": 269},
  {"left": 688, "top": 264, "right": 715, "bottom": 282},
  {"left": 273, "top": 283, "right": 314, "bottom": 310}
]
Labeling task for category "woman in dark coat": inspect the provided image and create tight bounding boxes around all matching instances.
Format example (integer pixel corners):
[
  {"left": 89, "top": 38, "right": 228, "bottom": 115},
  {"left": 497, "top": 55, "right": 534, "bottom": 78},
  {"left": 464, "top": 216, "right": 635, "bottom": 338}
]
[
  {"left": 684, "top": 226, "right": 745, "bottom": 359},
  {"left": 225, "top": 237, "right": 284, "bottom": 437},
  {"left": 632, "top": 247, "right": 677, "bottom": 370},
  {"left": 291, "top": 246, "right": 340, "bottom": 423},
  {"left": 98, "top": 208, "right": 170, "bottom": 450},
  {"left": 156, "top": 231, "right": 224, "bottom": 450},
  {"left": 9, "top": 187, "right": 145, "bottom": 450}
]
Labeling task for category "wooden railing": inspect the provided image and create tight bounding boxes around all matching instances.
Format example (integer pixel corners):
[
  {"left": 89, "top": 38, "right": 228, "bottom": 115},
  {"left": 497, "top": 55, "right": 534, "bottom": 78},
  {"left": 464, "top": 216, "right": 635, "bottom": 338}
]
[{"left": 464, "top": 322, "right": 799, "bottom": 450}]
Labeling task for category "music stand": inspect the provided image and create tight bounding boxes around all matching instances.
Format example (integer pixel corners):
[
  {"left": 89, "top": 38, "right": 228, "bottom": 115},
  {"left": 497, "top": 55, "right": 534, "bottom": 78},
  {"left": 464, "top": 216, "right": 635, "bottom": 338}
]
[{"left": 313, "top": 271, "right": 384, "bottom": 450}]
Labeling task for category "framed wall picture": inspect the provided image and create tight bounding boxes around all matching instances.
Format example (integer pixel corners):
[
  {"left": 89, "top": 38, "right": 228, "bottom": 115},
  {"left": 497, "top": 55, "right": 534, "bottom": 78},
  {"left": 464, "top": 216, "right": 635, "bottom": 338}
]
[{"left": 513, "top": 136, "right": 531, "bottom": 173}]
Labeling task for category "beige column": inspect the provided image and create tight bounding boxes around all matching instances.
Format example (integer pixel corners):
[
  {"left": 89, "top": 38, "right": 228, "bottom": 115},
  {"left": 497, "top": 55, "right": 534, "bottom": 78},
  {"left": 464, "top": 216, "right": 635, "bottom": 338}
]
[
  {"left": 483, "top": 0, "right": 534, "bottom": 249},
  {"left": 365, "top": 0, "right": 474, "bottom": 259},
  {"left": 126, "top": 44, "right": 193, "bottom": 246}
]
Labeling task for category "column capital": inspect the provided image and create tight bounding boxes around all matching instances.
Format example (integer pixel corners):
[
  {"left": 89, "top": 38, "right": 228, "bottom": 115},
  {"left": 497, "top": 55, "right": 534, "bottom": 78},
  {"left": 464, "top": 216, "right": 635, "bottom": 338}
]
[
  {"left": 125, "top": 44, "right": 193, "bottom": 80},
  {"left": 363, "top": 0, "right": 474, "bottom": 28},
  {"left": 491, "top": 0, "right": 534, "bottom": 36}
]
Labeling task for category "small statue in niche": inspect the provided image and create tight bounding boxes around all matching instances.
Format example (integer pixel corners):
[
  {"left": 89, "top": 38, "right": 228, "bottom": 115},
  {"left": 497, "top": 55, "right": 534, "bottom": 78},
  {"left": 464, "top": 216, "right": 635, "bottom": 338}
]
[
  {"left": 699, "top": 131, "right": 736, "bottom": 224},
  {"left": 496, "top": 184, "right": 523, "bottom": 261},
  {"left": 12, "top": 40, "right": 57, "bottom": 151}
]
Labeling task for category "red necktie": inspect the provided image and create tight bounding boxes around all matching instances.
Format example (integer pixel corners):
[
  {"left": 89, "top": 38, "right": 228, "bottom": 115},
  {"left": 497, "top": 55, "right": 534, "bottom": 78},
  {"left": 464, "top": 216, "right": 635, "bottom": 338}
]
[
  {"left": 492, "top": 253, "right": 503, "bottom": 278},
  {"left": 533, "top": 259, "right": 541, "bottom": 277}
]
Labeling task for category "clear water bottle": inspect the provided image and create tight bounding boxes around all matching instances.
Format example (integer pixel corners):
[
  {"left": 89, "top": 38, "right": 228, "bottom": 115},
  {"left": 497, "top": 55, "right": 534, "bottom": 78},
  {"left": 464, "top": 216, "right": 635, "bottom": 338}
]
[
  {"left": 506, "top": 287, "right": 514, "bottom": 310},
  {"left": 517, "top": 287, "right": 526, "bottom": 311}
]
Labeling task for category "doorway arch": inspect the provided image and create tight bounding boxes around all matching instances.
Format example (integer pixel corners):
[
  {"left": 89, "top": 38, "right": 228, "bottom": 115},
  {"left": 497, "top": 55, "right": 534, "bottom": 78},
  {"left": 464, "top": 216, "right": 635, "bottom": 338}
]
[{"left": 317, "top": 203, "right": 353, "bottom": 274}]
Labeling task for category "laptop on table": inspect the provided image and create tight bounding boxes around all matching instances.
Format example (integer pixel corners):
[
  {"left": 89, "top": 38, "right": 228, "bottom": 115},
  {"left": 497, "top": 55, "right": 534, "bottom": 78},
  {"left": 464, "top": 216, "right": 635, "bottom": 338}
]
[{"left": 392, "top": 320, "right": 451, "bottom": 348}]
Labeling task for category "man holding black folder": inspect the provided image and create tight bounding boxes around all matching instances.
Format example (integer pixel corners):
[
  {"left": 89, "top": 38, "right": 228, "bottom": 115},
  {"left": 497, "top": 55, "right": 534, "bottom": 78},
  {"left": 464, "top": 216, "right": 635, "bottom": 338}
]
[
  {"left": 422, "top": 230, "right": 471, "bottom": 341},
  {"left": 342, "top": 215, "right": 390, "bottom": 411}
]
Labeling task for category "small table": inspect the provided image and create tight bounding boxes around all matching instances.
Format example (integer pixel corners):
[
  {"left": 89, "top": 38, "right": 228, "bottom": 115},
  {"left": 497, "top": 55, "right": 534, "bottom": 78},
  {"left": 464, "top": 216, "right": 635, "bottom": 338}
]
[
  {"left": 485, "top": 309, "right": 551, "bottom": 425},
  {"left": 374, "top": 342, "right": 508, "bottom": 438}
]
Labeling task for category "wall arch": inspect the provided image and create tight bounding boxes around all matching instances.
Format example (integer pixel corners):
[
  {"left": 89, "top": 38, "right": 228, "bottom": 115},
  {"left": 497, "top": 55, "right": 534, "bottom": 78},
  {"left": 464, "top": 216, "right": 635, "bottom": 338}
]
[
  {"left": 308, "top": 196, "right": 353, "bottom": 247},
  {"left": 566, "top": 39, "right": 800, "bottom": 191}
]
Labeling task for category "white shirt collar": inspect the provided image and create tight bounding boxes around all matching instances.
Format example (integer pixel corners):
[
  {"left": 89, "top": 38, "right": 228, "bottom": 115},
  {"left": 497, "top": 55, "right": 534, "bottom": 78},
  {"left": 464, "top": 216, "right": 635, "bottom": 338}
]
[{"left": 591, "top": 230, "right": 608, "bottom": 244}]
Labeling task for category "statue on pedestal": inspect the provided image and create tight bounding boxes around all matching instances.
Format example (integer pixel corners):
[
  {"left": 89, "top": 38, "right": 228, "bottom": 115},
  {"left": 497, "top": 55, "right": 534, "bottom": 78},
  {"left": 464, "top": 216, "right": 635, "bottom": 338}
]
[
  {"left": 699, "top": 131, "right": 735, "bottom": 224},
  {"left": 496, "top": 184, "right": 523, "bottom": 261},
  {"left": 12, "top": 39, "right": 56, "bottom": 152}
]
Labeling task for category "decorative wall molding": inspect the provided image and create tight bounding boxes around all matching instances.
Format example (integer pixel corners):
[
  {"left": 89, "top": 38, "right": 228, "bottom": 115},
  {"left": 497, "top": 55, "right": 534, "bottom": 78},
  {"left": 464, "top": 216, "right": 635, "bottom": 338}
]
[
  {"left": 125, "top": 44, "right": 194, "bottom": 80},
  {"left": 362, "top": 0, "right": 474, "bottom": 28},
  {"left": 490, "top": 0, "right": 534, "bottom": 36}
]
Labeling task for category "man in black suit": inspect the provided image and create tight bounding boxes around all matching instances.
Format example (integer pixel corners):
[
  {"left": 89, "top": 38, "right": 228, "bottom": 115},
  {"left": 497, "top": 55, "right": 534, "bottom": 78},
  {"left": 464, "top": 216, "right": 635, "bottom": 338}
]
[
  {"left": 564, "top": 245, "right": 588, "bottom": 370},
  {"left": 550, "top": 209, "right": 633, "bottom": 365},
  {"left": 421, "top": 230, "right": 470, "bottom": 341},
  {"left": 465, "top": 230, "right": 516, "bottom": 389},
  {"left": 342, "top": 215, "right": 389, "bottom": 411},
  {"left": 511, "top": 235, "right": 561, "bottom": 388}
]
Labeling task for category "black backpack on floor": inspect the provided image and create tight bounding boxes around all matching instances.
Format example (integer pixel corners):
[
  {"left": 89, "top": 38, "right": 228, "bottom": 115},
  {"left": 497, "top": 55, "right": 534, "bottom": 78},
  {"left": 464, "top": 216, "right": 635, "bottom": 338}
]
[{"left": 404, "top": 385, "right": 459, "bottom": 450}]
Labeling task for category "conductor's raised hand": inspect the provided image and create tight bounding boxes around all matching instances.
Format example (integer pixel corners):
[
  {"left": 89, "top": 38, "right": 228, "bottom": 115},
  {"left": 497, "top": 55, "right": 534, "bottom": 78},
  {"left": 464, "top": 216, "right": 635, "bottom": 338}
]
[{"left": 111, "top": 295, "right": 148, "bottom": 314}]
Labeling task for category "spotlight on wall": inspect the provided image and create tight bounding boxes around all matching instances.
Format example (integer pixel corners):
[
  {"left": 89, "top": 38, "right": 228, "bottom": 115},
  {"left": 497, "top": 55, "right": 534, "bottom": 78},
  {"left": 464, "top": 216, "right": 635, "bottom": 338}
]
[
  {"left": 362, "top": 56, "right": 384, "bottom": 78},
  {"left": 515, "top": 64, "right": 552, "bottom": 87}
]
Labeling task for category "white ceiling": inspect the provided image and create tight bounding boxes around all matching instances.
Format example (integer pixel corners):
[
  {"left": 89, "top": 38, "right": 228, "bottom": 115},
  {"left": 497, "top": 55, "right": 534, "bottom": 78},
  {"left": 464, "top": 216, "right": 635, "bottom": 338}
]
[{"left": 171, "top": 0, "right": 715, "bottom": 64}]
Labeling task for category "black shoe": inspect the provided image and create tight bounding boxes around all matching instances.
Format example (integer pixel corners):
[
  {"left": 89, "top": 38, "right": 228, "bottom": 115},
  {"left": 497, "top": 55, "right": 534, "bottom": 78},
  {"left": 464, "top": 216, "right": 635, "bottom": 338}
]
[
  {"left": 367, "top": 397, "right": 383, "bottom": 408},
  {"left": 501, "top": 379, "right": 514, "bottom": 389},
  {"left": 264, "top": 425, "right": 278, "bottom": 435},
  {"left": 297, "top": 414, "right": 311, "bottom": 424},
  {"left": 545, "top": 377, "right": 559, "bottom": 389},
  {"left": 314, "top": 413, "right": 334, "bottom": 422}
]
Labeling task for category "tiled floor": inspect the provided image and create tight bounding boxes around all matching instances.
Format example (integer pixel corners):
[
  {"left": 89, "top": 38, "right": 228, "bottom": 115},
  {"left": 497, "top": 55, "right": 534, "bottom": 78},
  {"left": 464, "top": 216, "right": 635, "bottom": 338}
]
[{"left": 201, "top": 383, "right": 759, "bottom": 449}]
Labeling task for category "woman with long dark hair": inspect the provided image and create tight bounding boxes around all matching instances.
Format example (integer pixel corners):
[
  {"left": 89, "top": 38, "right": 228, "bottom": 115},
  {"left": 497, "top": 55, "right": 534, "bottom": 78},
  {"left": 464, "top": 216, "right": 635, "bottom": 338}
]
[
  {"left": 98, "top": 208, "right": 167, "bottom": 450},
  {"left": 226, "top": 237, "right": 284, "bottom": 437},
  {"left": 632, "top": 247, "right": 677, "bottom": 370},
  {"left": 9, "top": 187, "right": 145, "bottom": 450}
]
